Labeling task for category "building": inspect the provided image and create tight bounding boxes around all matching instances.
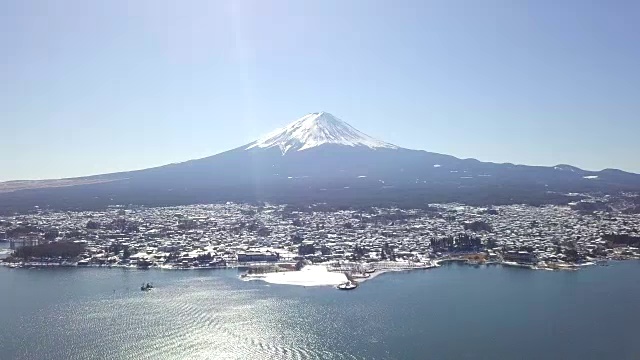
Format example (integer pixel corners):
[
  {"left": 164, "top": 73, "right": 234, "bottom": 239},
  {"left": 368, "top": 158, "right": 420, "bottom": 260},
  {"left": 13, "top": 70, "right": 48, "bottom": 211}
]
[{"left": 237, "top": 251, "right": 279, "bottom": 263}]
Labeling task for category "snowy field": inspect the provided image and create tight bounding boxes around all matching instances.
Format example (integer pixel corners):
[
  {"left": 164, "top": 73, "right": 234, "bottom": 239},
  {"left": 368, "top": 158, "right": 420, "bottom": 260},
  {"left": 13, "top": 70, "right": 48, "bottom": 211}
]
[{"left": 243, "top": 265, "right": 348, "bottom": 287}]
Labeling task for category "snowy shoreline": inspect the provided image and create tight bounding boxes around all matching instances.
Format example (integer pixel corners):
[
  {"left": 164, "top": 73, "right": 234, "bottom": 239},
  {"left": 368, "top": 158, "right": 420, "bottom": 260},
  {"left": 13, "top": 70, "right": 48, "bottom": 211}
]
[
  {"left": 238, "top": 259, "right": 615, "bottom": 288},
  {"left": 0, "top": 258, "right": 612, "bottom": 275},
  {"left": 240, "top": 263, "right": 440, "bottom": 288}
]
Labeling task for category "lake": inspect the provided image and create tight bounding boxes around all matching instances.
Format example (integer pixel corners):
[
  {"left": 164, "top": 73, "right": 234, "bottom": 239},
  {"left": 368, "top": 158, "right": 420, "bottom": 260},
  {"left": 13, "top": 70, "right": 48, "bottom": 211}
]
[{"left": 1, "top": 261, "right": 639, "bottom": 359}]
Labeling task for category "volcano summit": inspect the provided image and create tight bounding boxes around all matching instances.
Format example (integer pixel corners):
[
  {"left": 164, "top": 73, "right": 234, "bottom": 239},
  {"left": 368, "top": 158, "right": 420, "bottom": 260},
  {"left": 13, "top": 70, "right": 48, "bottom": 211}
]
[{"left": 245, "top": 112, "right": 398, "bottom": 154}]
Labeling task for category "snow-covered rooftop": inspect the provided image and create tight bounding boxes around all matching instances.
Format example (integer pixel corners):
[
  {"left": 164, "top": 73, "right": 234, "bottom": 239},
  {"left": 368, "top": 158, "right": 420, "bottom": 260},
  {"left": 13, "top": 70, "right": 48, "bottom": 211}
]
[{"left": 245, "top": 112, "right": 398, "bottom": 155}]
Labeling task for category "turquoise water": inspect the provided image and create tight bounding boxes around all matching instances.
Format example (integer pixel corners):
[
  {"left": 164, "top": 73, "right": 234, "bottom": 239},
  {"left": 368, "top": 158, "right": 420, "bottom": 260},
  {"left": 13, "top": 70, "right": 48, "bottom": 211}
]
[{"left": 1, "top": 262, "right": 639, "bottom": 359}]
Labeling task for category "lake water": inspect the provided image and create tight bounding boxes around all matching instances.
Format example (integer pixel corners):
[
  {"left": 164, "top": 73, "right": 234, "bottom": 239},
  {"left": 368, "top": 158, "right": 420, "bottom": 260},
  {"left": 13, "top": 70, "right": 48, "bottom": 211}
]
[{"left": 1, "top": 262, "right": 639, "bottom": 360}]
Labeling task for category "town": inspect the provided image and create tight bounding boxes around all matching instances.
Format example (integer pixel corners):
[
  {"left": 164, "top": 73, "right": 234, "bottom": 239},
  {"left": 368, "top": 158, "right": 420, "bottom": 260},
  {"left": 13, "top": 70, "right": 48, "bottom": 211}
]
[{"left": 1, "top": 197, "right": 640, "bottom": 276}]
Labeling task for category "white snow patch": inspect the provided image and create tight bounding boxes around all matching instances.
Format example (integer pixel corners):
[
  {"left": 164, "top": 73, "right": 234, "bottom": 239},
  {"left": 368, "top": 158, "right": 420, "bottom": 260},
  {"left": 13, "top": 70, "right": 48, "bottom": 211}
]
[
  {"left": 357, "top": 175, "right": 367, "bottom": 178},
  {"left": 583, "top": 175, "right": 599, "bottom": 179},
  {"left": 246, "top": 265, "right": 348, "bottom": 287},
  {"left": 245, "top": 112, "right": 398, "bottom": 154},
  {"left": 433, "top": 164, "right": 441, "bottom": 168}
]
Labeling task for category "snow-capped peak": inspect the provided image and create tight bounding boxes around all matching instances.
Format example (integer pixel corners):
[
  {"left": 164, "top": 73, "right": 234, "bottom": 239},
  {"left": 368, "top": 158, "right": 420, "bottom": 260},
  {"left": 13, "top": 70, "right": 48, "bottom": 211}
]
[{"left": 246, "top": 112, "right": 398, "bottom": 154}]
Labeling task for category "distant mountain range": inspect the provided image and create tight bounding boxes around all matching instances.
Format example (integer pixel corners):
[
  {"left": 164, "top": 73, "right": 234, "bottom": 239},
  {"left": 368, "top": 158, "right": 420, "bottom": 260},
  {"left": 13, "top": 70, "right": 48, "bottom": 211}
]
[{"left": 2, "top": 112, "right": 639, "bottom": 213}]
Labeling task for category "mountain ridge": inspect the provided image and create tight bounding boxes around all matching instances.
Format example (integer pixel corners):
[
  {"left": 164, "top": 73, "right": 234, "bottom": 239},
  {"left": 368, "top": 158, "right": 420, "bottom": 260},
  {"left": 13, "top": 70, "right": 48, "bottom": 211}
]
[{"left": 0, "top": 111, "right": 639, "bottom": 213}]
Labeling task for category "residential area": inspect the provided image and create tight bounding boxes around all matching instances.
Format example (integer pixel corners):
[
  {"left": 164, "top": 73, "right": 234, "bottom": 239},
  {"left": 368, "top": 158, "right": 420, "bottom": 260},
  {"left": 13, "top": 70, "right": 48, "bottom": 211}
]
[{"left": 1, "top": 197, "right": 639, "bottom": 271}]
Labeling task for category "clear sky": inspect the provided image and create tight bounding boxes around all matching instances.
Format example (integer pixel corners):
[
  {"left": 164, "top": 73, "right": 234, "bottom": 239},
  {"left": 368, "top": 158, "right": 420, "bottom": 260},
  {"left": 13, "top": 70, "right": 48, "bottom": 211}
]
[{"left": 2, "top": 0, "right": 639, "bottom": 181}]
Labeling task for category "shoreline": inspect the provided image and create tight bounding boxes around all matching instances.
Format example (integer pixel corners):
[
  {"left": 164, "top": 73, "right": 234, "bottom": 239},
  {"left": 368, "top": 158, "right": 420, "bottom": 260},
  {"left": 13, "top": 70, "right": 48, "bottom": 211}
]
[
  {"left": 0, "top": 257, "right": 632, "bottom": 274},
  {"left": 237, "top": 258, "right": 620, "bottom": 289},
  {"left": 2, "top": 258, "right": 636, "bottom": 291}
]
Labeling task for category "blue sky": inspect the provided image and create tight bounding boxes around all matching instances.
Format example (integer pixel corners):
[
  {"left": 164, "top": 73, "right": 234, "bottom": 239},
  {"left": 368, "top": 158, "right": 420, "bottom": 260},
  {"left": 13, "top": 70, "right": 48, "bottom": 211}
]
[{"left": 1, "top": 0, "right": 639, "bottom": 181}]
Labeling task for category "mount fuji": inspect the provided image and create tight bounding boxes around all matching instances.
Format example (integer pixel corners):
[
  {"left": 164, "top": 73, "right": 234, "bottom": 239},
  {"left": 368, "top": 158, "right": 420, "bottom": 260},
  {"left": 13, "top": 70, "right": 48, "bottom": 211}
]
[{"left": 1, "top": 112, "right": 640, "bottom": 212}]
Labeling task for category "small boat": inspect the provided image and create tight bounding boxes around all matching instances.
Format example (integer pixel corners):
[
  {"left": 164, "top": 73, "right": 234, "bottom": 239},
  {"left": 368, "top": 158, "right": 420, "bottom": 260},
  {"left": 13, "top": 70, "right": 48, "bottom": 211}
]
[
  {"left": 141, "top": 283, "right": 154, "bottom": 291},
  {"left": 337, "top": 281, "right": 358, "bottom": 290}
]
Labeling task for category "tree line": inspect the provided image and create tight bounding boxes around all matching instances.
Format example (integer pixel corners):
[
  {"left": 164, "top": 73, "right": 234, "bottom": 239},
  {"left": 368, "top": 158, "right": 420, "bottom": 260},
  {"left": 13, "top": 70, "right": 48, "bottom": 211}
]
[
  {"left": 430, "top": 234, "right": 482, "bottom": 252},
  {"left": 13, "top": 242, "right": 85, "bottom": 260}
]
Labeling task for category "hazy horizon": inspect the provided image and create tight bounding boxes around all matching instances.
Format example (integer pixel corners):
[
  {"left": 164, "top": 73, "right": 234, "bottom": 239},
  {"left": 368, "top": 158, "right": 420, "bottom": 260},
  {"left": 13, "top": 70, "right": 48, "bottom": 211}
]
[{"left": 2, "top": 0, "right": 639, "bottom": 181}]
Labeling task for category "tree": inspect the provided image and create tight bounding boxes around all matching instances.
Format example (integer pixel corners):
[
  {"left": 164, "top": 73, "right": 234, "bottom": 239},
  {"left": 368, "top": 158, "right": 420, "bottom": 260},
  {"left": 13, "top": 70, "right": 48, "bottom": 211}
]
[
  {"left": 291, "top": 234, "right": 304, "bottom": 244},
  {"left": 298, "top": 244, "right": 315, "bottom": 256},
  {"left": 166, "top": 252, "right": 179, "bottom": 262},
  {"left": 14, "top": 242, "right": 84, "bottom": 260},
  {"left": 486, "top": 238, "right": 498, "bottom": 249},
  {"left": 108, "top": 243, "right": 125, "bottom": 255},
  {"left": 65, "top": 229, "right": 82, "bottom": 239},
  {"left": 122, "top": 247, "right": 131, "bottom": 259},
  {"left": 295, "top": 260, "right": 306, "bottom": 271},
  {"left": 6, "top": 224, "right": 40, "bottom": 238},
  {"left": 257, "top": 227, "right": 271, "bottom": 237},
  {"left": 196, "top": 252, "right": 213, "bottom": 262},
  {"left": 43, "top": 229, "right": 59, "bottom": 241},
  {"left": 564, "top": 248, "right": 584, "bottom": 263},
  {"left": 464, "top": 221, "right": 493, "bottom": 233},
  {"left": 125, "top": 223, "right": 139, "bottom": 233},
  {"left": 352, "top": 244, "right": 367, "bottom": 260}
]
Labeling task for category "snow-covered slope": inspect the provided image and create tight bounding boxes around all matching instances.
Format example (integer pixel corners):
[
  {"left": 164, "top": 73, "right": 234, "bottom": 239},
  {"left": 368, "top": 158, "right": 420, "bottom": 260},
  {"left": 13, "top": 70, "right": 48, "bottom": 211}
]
[{"left": 245, "top": 112, "right": 398, "bottom": 154}]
